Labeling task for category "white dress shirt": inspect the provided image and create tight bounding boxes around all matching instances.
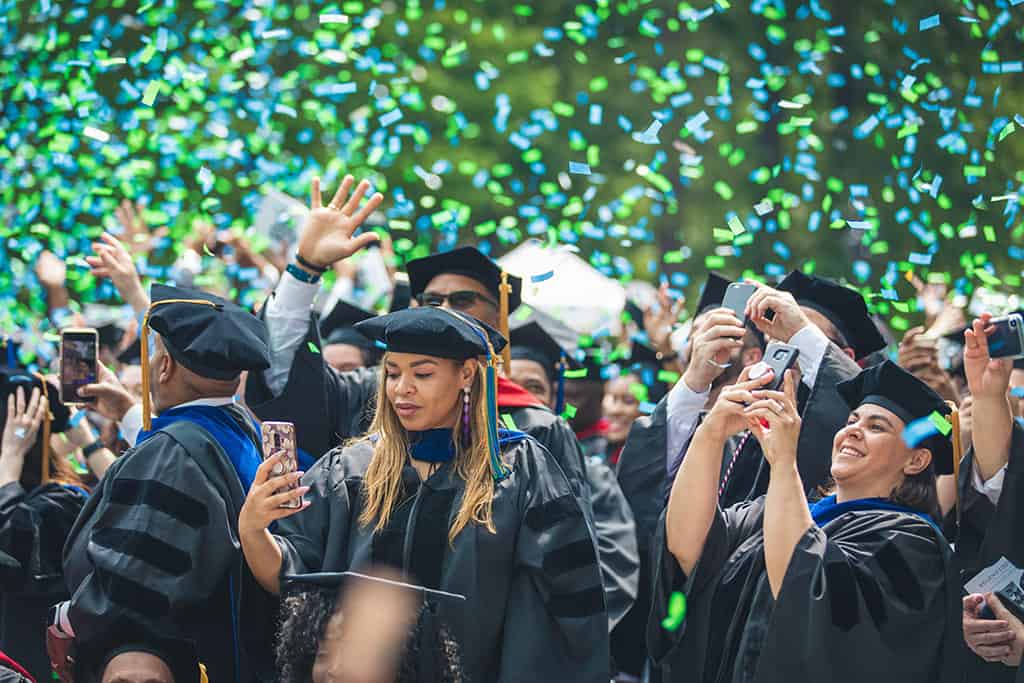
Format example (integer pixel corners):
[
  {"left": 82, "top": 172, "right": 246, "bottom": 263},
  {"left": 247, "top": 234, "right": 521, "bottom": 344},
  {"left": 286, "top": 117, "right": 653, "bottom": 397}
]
[{"left": 120, "top": 396, "right": 236, "bottom": 446}]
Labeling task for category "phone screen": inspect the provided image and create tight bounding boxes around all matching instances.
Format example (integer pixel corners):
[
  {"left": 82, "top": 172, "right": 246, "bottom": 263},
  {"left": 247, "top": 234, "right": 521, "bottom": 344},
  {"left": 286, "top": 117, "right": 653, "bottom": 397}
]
[
  {"left": 61, "top": 332, "right": 98, "bottom": 403},
  {"left": 722, "top": 283, "right": 757, "bottom": 323}
]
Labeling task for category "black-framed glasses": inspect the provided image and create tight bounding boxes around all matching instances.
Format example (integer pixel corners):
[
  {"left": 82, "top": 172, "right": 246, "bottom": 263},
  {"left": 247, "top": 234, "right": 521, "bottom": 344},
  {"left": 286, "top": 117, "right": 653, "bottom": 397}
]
[{"left": 416, "top": 290, "right": 499, "bottom": 311}]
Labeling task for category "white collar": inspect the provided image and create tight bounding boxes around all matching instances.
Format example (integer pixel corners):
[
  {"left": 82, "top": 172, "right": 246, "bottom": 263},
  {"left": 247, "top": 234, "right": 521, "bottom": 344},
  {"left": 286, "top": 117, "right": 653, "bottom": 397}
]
[{"left": 168, "top": 396, "right": 236, "bottom": 411}]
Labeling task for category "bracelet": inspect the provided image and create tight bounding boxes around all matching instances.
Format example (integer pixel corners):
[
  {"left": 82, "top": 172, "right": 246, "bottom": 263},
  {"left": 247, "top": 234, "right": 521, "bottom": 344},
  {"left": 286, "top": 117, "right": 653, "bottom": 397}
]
[
  {"left": 295, "top": 253, "right": 328, "bottom": 274},
  {"left": 82, "top": 440, "right": 105, "bottom": 459},
  {"left": 286, "top": 263, "right": 321, "bottom": 284}
]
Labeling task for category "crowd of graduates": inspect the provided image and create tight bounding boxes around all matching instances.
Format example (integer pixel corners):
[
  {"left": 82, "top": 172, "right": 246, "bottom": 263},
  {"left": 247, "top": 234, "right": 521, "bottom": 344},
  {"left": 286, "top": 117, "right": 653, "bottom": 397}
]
[{"left": 2, "top": 177, "right": 1024, "bottom": 682}]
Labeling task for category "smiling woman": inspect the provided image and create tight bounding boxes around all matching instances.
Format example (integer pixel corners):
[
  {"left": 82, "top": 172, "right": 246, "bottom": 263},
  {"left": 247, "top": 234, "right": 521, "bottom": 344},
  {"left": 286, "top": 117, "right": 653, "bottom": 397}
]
[
  {"left": 648, "top": 360, "right": 962, "bottom": 683},
  {"left": 238, "top": 306, "right": 610, "bottom": 683}
]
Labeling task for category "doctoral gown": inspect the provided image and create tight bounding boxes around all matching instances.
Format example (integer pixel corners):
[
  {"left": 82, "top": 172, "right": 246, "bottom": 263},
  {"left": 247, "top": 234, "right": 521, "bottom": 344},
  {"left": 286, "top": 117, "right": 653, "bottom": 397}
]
[
  {"left": 247, "top": 314, "right": 640, "bottom": 624},
  {"left": 0, "top": 481, "right": 87, "bottom": 681},
  {"left": 647, "top": 495, "right": 962, "bottom": 683},
  {"left": 955, "top": 421, "right": 1024, "bottom": 683},
  {"left": 62, "top": 405, "right": 275, "bottom": 683},
  {"left": 273, "top": 435, "right": 611, "bottom": 682},
  {"left": 612, "top": 343, "right": 860, "bottom": 676}
]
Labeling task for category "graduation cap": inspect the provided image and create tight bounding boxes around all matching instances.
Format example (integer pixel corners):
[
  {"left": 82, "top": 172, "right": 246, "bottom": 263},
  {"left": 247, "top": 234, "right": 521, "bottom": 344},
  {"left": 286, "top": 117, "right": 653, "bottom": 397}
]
[
  {"left": 116, "top": 336, "right": 142, "bottom": 365},
  {"left": 695, "top": 272, "right": 732, "bottom": 316},
  {"left": 837, "top": 360, "right": 954, "bottom": 474},
  {"left": 140, "top": 284, "right": 271, "bottom": 431},
  {"left": 356, "top": 307, "right": 510, "bottom": 480},
  {"left": 1, "top": 367, "right": 71, "bottom": 483},
  {"left": 320, "top": 301, "right": 378, "bottom": 350},
  {"left": 778, "top": 271, "right": 886, "bottom": 360},
  {"left": 406, "top": 247, "right": 523, "bottom": 377},
  {"left": 355, "top": 306, "right": 507, "bottom": 360},
  {"left": 510, "top": 318, "right": 581, "bottom": 414},
  {"left": 626, "top": 340, "right": 671, "bottom": 404}
]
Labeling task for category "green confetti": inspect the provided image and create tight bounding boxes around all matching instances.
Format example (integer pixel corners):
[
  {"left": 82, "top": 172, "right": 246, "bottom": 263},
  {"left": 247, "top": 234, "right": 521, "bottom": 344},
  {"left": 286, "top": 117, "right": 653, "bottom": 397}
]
[
  {"left": 661, "top": 591, "right": 687, "bottom": 631},
  {"left": 307, "top": 342, "right": 320, "bottom": 355},
  {"left": 929, "top": 411, "right": 952, "bottom": 436},
  {"left": 561, "top": 404, "right": 578, "bottom": 420},
  {"left": 564, "top": 368, "right": 589, "bottom": 379},
  {"left": 501, "top": 413, "right": 518, "bottom": 430},
  {"left": 141, "top": 80, "right": 162, "bottom": 106}
]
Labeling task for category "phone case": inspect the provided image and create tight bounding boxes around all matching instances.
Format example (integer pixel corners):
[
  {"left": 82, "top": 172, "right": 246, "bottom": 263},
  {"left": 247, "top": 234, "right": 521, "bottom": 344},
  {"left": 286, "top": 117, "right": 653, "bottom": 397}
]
[
  {"left": 763, "top": 343, "right": 800, "bottom": 390},
  {"left": 722, "top": 283, "right": 757, "bottom": 322},
  {"left": 988, "top": 314, "right": 1024, "bottom": 359},
  {"left": 260, "top": 422, "right": 302, "bottom": 508}
]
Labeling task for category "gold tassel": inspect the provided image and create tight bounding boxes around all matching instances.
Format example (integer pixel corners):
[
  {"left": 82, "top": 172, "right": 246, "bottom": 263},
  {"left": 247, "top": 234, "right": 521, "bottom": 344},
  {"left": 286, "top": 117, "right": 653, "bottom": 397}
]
[
  {"left": 33, "top": 373, "right": 52, "bottom": 484},
  {"left": 499, "top": 271, "right": 512, "bottom": 378},
  {"left": 946, "top": 400, "right": 962, "bottom": 528},
  {"left": 140, "top": 298, "right": 221, "bottom": 432}
]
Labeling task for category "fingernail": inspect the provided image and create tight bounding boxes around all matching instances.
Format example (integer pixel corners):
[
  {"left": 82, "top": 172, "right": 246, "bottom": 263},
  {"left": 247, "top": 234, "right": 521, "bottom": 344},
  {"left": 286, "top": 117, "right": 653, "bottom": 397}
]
[{"left": 749, "top": 362, "right": 769, "bottom": 379}]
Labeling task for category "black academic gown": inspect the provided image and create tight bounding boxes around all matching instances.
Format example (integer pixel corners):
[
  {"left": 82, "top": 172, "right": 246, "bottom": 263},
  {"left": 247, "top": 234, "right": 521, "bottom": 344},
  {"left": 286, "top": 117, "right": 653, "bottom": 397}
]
[
  {"left": 246, "top": 314, "right": 644, "bottom": 626},
  {"left": 0, "top": 482, "right": 87, "bottom": 681},
  {"left": 62, "top": 406, "right": 275, "bottom": 683},
  {"left": 273, "top": 436, "right": 610, "bottom": 683},
  {"left": 955, "top": 421, "right": 1024, "bottom": 683},
  {"left": 647, "top": 496, "right": 963, "bottom": 683},
  {"left": 612, "top": 344, "right": 862, "bottom": 675},
  {"left": 585, "top": 456, "right": 639, "bottom": 631}
]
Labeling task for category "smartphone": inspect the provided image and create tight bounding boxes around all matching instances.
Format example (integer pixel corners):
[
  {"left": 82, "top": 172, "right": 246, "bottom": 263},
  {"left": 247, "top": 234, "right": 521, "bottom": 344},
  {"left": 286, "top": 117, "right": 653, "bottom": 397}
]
[
  {"left": 60, "top": 328, "right": 99, "bottom": 405},
  {"left": 260, "top": 421, "right": 302, "bottom": 508},
  {"left": 722, "top": 283, "right": 757, "bottom": 324},
  {"left": 987, "top": 314, "right": 1024, "bottom": 359},
  {"left": 763, "top": 343, "right": 800, "bottom": 391}
]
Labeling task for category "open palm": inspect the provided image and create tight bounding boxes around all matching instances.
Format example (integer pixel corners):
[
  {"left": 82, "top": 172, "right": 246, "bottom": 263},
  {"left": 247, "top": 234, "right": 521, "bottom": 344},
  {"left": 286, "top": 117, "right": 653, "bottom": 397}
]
[{"left": 296, "top": 175, "right": 385, "bottom": 268}]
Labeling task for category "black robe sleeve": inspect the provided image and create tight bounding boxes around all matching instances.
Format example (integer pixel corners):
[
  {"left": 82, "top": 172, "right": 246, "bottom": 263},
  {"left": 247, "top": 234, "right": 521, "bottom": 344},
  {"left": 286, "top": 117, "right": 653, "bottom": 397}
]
[
  {"left": 500, "top": 442, "right": 611, "bottom": 682},
  {"left": 246, "top": 316, "right": 379, "bottom": 458},
  {"left": 584, "top": 457, "right": 639, "bottom": 630},
  {"left": 63, "top": 434, "right": 241, "bottom": 681},
  {"left": 506, "top": 405, "right": 591, "bottom": 502},
  {"left": 0, "top": 482, "right": 85, "bottom": 594},
  {"left": 754, "top": 513, "right": 962, "bottom": 683},
  {"left": 646, "top": 497, "right": 767, "bottom": 666},
  {"left": 273, "top": 447, "right": 357, "bottom": 578}
]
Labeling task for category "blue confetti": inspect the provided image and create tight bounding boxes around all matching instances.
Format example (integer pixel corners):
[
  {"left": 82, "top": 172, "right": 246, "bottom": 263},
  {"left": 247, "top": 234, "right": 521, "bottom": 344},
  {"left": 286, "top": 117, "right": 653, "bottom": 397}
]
[{"left": 919, "top": 14, "right": 940, "bottom": 31}]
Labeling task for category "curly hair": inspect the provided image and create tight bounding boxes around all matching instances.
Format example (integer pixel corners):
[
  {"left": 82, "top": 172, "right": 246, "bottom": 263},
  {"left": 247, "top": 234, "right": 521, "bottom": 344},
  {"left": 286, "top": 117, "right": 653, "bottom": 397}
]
[{"left": 275, "top": 584, "right": 464, "bottom": 683}]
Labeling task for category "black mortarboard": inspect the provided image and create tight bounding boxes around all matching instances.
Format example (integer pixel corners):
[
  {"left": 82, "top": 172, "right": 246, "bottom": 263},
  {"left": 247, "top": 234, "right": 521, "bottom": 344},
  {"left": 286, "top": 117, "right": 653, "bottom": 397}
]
[
  {"left": 406, "top": 247, "right": 523, "bottom": 312},
  {"left": 320, "top": 301, "right": 377, "bottom": 350},
  {"left": 571, "top": 344, "right": 611, "bottom": 384},
  {"left": 511, "top": 315, "right": 582, "bottom": 414},
  {"left": 355, "top": 306, "right": 507, "bottom": 360},
  {"left": 626, "top": 340, "right": 671, "bottom": 404},
  {"left": 778, "top": 271, "right": 886, "bottom": 360},
  {"left": 283, "top": 571, "right": 466, "bottom": 605},
  {"left": 837, "top": 360, "right": 954, "bottom": 474},
  {"left": 695, "top": 272, "right": 732, "bottom": 316},
  {"left": 147, "top": 284, "right": 271, "bottom": 381},
  {"left": 0, "top": 368, "right": 70, "bottom": 434},
  {"left": 1, "top": 367, "right": 71, "bottom": 483},
  {"left": 116, "top": 337, "right": 142, "bottom": 365}
]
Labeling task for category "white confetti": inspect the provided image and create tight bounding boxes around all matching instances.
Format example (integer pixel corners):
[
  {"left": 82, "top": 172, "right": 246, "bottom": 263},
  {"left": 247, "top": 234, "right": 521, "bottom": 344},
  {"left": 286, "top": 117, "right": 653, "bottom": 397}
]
[
  {"left": 82, "top": 126, "right": 110, "bottom": 142},
  {"left": 319, "top": 13, "right": 349, "bottom": 24},
  {"left": 230, "top": 47, "right": 255, "bottom": 63},
  {"left": 754, "top": 200, "right": 774, "bottom": 216}
]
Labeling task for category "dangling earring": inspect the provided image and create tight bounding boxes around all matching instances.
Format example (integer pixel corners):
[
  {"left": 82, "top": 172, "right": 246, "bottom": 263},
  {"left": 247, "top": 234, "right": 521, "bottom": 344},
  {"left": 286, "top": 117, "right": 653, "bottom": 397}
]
[{"left": 461, "top": 387, "right": 471, "bottom": 447}]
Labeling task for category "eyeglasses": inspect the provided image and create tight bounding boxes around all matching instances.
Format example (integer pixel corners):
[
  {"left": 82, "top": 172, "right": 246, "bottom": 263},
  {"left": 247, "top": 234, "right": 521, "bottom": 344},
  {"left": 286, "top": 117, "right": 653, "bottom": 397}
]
[{"left": 416, "top": 290, "right": 499, "bottom": 311}]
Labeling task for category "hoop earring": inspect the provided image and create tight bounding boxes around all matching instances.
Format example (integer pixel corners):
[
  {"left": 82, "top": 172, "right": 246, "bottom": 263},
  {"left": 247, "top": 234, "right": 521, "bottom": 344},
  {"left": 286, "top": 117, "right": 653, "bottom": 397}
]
[{"left": 461, "top": 387, "right": 471, "bottom": 447}]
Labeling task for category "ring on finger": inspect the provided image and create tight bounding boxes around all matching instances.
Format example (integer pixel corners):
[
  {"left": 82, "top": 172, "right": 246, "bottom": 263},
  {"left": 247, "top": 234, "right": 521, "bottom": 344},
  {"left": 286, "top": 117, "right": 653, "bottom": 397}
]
[
  {"left": 707, "top": 358, "right": 731, "bottom": 369},
  {"left": 13, "top": 427, "right": 26, "bottom": 440},
  {"left": 328, "top": 202, "right": 342, "bottom": 211}
]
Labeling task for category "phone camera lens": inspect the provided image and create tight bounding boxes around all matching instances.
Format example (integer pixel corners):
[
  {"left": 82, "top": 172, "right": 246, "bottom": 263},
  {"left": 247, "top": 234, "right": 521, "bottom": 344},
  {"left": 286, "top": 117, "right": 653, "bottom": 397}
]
[
  {"left": 774, "top": 349, "right": 786, "bottom": 359},
  {"left": 1012, "top": 319, "right": 1018, "bottom": 328}
]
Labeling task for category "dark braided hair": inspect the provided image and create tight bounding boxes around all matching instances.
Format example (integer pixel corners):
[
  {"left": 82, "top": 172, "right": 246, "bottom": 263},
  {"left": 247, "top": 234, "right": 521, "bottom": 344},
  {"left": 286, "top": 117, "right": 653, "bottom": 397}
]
[{"left": 275, "top": 583, "right": 464, "bottom": 683}]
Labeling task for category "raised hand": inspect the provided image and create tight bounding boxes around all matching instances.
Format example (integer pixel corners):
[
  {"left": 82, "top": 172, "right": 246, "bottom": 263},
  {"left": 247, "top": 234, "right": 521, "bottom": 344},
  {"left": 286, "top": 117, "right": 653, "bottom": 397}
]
[
  {"left": 238, "top": 451, "right": 310, "bottom": 536},
  {"left": 295, "top": 176, "right": 385, "bottom": 271},
  {"left": 643, "top": 282, "right": 685, "bottom": 356},
  {"left": 744, "top": 369, "right": 801, "bottom": 467},
  {"left": 683, "top": 307, "right": 748, "bottom": 391},
  {"left": 35, "top": 250, "right": 67, "bottom": 290},
  {"left": 702, "top": 363, "right": 775, "bottom": 439},
  {"left": 0, "top": 387, "right": 47, "bottom": 484},
  {"left": 86, "top": 233, "right": 150, "bottom": 314},
  {"left": 744, "top": 280, "right": 813, "bottom": 343},
  {"left": 963, "top": 314, "right": 1013, "bottom": 402}
]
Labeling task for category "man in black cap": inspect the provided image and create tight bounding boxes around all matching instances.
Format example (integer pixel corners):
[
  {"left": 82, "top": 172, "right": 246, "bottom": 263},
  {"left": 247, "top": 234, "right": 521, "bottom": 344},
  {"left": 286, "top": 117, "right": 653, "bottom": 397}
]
[
  {"left": 57, "top": 284, "right": 276, "bottom": 683},
  {"left": 247, "top": 177, "right": 591, "bottom": 507},
  {"left": 318, "top": 300, "right": 381, "bottom": 373}
]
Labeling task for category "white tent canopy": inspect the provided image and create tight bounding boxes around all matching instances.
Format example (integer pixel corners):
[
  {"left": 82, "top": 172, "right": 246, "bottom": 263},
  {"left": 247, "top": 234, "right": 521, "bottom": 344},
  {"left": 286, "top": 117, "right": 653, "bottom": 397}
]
[{"left": 497, "top": 240, "right": 626, "bottom": 336}]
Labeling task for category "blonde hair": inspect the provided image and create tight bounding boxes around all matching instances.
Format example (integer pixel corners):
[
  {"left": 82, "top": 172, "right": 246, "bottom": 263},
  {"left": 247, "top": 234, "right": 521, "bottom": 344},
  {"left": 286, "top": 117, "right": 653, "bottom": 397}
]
[{"left": 358, "top": 357, "right": 502, "bottom": 543}]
